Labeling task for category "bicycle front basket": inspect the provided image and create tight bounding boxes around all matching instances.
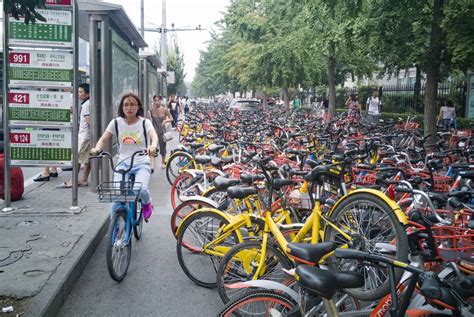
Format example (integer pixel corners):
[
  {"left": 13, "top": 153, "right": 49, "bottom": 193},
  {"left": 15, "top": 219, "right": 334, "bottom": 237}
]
[{"left": 97, "top": 181, "right": 142, "bottom": 203}]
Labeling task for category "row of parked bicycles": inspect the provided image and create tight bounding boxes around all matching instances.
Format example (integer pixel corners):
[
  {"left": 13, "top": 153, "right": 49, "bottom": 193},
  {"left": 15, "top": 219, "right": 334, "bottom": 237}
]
[{"left": 167, "top": 102, "right": 473, "bottom": 316}]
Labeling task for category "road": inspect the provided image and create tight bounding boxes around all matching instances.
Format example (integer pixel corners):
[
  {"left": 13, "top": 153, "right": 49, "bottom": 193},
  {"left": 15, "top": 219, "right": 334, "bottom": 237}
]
[{"left": 58, "top": 158, "right": 223, "bottom": 316}]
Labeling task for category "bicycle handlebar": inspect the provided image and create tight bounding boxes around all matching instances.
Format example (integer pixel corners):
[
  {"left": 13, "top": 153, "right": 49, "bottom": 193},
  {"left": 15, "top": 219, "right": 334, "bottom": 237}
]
[{"left": 90, "top": 150, "right": 148, "bottom": 175}]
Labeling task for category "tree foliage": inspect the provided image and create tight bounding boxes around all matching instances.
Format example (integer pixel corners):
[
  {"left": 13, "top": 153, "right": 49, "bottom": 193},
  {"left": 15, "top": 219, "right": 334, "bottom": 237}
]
[{"left": 167, "top": 42, "right": 187, "bottom": 96}]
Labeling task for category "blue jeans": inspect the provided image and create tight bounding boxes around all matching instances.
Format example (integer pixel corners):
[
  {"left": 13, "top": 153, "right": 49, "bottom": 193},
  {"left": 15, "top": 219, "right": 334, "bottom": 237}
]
[
  {"left": 111, "top": 162, "right": 151, "bottom": 215},
  {"left": 441, "top": 118, "right": 456, "bottom": 130}
]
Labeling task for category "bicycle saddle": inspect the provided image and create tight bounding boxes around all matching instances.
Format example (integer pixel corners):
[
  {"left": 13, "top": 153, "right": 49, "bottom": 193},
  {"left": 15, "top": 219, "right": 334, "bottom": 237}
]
[
  {"left": 287, "top": 242, "right": 335, "bottom": 265},
  {"left": 240, "top": 173, "right": 265, "bottom": 184},
  {"left": 194, "top": 155, "right": 211, "bottom": 164},
  {"left": 295, "top": 266, "right": 364, "bottom": 299},
  {"left": 458, "top": 170, "right": 474, "bottom": 180},
  {"left": 208, "top": 144, "right": 225, "bottom": 153},
  {"left": 211, "top": 157, "right": 223, "bottom": 168},
  {"left": 213, "top": 176, "right": 239, "bottom": 191},
  {"left": 272, "top": 179, "right": 295, "bottom": 190},
  {"left": 190, "top": 143, "right": 204, "bottom": 150},
  {"left": 304, "top": 165, "right": 341, "bottom": 184},
  {"left": 227, "top": 186, "right": 257, "bottom": 199}
]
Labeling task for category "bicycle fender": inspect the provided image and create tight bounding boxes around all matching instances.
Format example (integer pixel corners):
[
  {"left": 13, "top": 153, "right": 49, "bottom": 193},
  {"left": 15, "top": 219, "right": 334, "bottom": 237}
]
[
  {"left": 175, "top": 208, "right": 238, "bottom": 238},
  {"left": 179, "top": 196, "right": 220, "bottom": 209},
  {"left": 329, "top": 188, "right": 409, "bottom": 225},
  {"left": 225, "top": 280, "right": 298, "bottom": 302}
]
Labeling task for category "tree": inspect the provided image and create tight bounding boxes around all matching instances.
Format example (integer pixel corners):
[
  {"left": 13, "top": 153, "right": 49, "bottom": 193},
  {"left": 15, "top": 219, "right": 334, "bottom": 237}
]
[{"left": 167, "top": 42, "right": 186, "bottom": 96}]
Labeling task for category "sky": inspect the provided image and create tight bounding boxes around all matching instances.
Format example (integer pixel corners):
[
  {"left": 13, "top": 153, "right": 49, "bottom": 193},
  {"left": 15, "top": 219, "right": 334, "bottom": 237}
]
[{"left": 107, "top": 0, "right": 230, "bottom": 82}]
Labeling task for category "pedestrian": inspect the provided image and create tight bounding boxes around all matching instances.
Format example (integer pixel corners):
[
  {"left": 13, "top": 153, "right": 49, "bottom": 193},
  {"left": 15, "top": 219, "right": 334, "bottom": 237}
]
[
  {"left": 57, "top": 83, "right": 91, "bottom": 188},
  {"left": 346, "top": 93, "right": 360, "bottom": 120},
  {"left": 365, "top": 90, "right": 382, "bottom": 124},
  {"left": 149, "top": 95, "right": 173, "bottom": 169},
  {"left": 292, "top": 95, "right": 301, "bottom": 111},
  {"left": 437, "top": 99, "right": 457, "bottom": 130},
  {"left": 168, "top": 95, "right": 180, "bottom": 128},
  {"left": 90, "top": 93, "right": 158, "bottom": 221},
  {"left": 33, "top": 166, "right": 58, "bottom": 182},
  {"left": 184, "top": 96, "right": 190, "bottom": 115}
]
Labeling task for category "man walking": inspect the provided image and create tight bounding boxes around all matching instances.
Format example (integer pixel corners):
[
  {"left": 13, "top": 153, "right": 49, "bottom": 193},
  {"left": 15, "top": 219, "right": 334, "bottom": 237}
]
[
  {"left": 57, "top": 83, "right": 91, "bottom": 188},
  {"left": 365, "top": 90, "right": 382, "bottom": 124}
]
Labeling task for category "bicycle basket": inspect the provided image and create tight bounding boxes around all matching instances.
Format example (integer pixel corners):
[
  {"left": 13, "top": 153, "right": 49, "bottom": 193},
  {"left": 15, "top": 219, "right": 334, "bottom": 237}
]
[
  {"left": 97, "top": 181, "right": 142, "bottom": 203},
  {"left": 352, "top": 168, "right": 377, "bottom": 185},
  {"left": 433, "top": 174, "right": 452, "bottom": 192},
  {"left": 432, "top": 226, "right": 474, "bottom": 261}
]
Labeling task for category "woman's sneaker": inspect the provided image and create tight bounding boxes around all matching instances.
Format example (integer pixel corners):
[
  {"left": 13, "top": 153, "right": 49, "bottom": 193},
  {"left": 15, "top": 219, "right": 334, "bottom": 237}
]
[{"left": 142, "top": 203, "right": 153, "bottom": 222}]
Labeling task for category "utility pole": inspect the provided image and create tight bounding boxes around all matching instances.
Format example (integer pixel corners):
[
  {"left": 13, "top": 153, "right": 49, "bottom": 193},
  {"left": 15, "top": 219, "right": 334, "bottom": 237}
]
[
  {"left": 161, "top": 0, "right": 167, "bottom": 97},
  {"left": 140, "top": 0, "right": 145, "bottom": 38}
]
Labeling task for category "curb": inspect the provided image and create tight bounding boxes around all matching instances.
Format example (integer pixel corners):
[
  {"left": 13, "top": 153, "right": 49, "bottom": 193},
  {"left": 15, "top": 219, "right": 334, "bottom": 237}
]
[{"left": 23, "top": 211, "right": 110, "bottom": 317}]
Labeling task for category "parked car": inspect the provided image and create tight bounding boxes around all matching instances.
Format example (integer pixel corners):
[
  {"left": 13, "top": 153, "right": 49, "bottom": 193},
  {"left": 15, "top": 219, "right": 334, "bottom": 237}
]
[{"left": 229, "top": 99, "right": 261, "bottom": 113}]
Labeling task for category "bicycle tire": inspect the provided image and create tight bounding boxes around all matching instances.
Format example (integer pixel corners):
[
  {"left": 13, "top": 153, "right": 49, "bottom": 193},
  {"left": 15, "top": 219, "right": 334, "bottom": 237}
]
[
  {"left": 171, "top": 172, "right": 196, "bottom": 209},
  {"left": 170, "top": 199, "right": 217, "bottom": 236},
  {"left": 133, "top": 199, "right": 143, "bottom": 240},
  {"left": 176, "top": 210, "right": 239, "bottom": 288},
  {"left": 324, "top": 192, "right": 409, "bottom": 301},
  {"left": 218, "top": 290, "right": 297, "bottom": 317},
  {"left": 106, "top": 209, "right": 132, "bottom": 282},
  {"left": 166, "top": 151, "right": 197, "bottom": 185},
  {"left": 216, "top": 240, "right": 293, "bottom": 304},
  {"left": 202, "top": 186, "right": 229, "bottom": 207}
]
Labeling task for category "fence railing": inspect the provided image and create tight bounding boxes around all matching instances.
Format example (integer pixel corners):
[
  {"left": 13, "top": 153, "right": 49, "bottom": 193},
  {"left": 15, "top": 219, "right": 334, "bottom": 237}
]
[{"left": 344, "top": 81, "right": 467, "bottom": 116}]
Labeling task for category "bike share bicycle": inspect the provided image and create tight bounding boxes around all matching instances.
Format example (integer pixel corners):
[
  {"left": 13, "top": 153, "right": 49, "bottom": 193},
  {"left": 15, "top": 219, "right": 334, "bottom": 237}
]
[{"left": 91, "top": 149, "right": 157, "bottom": 281}]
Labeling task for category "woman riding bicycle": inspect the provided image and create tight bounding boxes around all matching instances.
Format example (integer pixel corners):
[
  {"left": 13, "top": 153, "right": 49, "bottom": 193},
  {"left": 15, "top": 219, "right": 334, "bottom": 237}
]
[{"left": 91, "top": 93, "right": 158, "bottom": 221}]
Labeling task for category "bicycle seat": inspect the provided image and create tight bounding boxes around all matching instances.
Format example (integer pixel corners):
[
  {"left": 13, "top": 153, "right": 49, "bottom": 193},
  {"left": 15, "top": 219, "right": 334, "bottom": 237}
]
[
  {"left": 213, "top": 176, "right": 239, "bottom": 191},
  {"left": 221, "top": 156, "right": 234, "bottom": 163},
  {"left": 295, "top": 265, "right": 364, "bottom": 299},
  {"left": 211, "top": 157, "right": 223, "bottom": 168},
  {"left": 240, "top": 173, "right": 265, "bottom": 184},
  {"left": 190, "top": 143, "right": 204, "bottom": 150},
  {"left": 194, "top": 155, "right": 211, "bottom": 164},
  {"left": 287, "top": 242, "right": 335, "bottom": 265},
  {"left": 227, "top": 186, "right": 258, "bottom": 199},
  {"left": 208, "top": 144, "right": 225, "bottom": 153},
  {"left": 195, "top": 133, "right": 205, "bottom": 138},
  {"left": 331, "top": 154, "right": 345, "bottom": 162},
  {"left": 272, "top": 179, "right": 295, "bottom": 190},
  {"left": 304, "top": 165, "right": 341, "bottom": 184},
  {"left": 305, "top": 159, "right": 318, "bottom": 169}
]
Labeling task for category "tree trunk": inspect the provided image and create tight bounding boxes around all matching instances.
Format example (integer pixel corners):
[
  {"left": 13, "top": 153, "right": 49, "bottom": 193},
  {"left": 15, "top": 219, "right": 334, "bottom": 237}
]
[
  {"left": 283, "top": 87, "right": 290, "bottom": 108},
  {"left": 327, "top": 47, "right": 336, "bottom": 118},
  {"left": 251, "top": 88, "right": 256, "bottom": 98},
  {"left": 424, "top": 0, "right": 444, "bottom": 144},
  {"left": 413, "top": 65, "right": 421, "bottom": 113}
]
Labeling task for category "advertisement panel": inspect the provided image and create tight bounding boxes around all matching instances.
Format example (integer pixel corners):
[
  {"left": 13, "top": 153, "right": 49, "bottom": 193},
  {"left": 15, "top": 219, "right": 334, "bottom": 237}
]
[
  {"left": 8, "top": 9, "right": 72, "bottom": 47},
  {"left": 8, "top": 50, "right": 73, "bottom": 87},
  {"left": 10, "top": 129, "right": 72, "bottom": 165},
  {"left": 8, "top": 90, "right": 72, "bottom": 126}
]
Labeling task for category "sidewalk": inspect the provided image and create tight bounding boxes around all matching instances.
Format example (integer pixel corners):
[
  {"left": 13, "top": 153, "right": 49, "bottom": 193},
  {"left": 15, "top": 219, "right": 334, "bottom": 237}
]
[{"left": 0, "top": 172, "right": 110, "bottom": 317}]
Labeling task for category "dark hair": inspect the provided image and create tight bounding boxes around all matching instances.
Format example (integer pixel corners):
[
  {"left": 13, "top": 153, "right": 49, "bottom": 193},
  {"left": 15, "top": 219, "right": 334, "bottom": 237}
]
[
  {"left": 444, "top": 99, "right": 454, "bottom": 107},
  {"left": 350, "top": 93, "right": 357, "bottom": 101},
  {"left": 153, "top": 94, "right": 162, "bottom": 100},
  {"left": 117, "top": 93, "right": 144, "bottom": 118},
  {"left": 79, "top": 83, "right": 90, "bottom": 94}
]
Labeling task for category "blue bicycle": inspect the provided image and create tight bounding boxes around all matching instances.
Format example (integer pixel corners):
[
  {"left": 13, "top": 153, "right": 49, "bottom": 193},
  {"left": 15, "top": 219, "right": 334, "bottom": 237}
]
[{"left": 93, "top": 150, "right": 147, "bottom": 282}]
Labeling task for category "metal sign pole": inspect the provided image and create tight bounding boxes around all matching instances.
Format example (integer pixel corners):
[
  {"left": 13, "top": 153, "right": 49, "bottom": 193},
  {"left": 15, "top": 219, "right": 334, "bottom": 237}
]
[
  {"left": 2, "top": 5, "right": 12, "bottom": 211},
  {"left": 70, "top": 0, "right": 79, "bottom": 210}
]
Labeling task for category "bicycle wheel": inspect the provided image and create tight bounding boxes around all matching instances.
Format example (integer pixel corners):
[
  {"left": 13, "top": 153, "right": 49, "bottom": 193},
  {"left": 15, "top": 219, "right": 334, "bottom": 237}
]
[
  {"left": 171, "top": 173, "right": 197, "bottom": 209},
  {"left": 133, "top": 199, "right": 143, "bottom": 240},
  {"left": 176, "top": 210, "right": 239, "bottom": 288},
  {"left": 218, "top": 290, "right": 297, "bottom": 317},
  {"left": 170, "top": 199, "right": 216, "bottom": 235},
  {"left": 217, "top": 240, "right": 293, "bottom": 304},
  {"left": 324, "top": 192, "right": 408, "bottom": 301},
  {"left": 202, "top": 186, "right": 229, "bottom": 208},
  {"left": 106, "top": 208, "right": 132, "bottom": 282},
  {"left": 166, "top": 151, "right": 197, "bottom": 185}
]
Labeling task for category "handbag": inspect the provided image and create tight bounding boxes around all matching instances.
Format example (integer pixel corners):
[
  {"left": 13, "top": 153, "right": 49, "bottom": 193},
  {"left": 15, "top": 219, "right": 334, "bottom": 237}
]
[{"left": 162, "top": 123, "right": 173, "bottom": 142}]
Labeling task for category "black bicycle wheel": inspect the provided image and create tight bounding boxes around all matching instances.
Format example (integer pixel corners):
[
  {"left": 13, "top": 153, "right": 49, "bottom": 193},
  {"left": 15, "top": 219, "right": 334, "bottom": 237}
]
[
  {"left": 216, "top": 240, "right": 293, "bottom": 304},
  {"left": 133, "top": 199, "right": 143, "bottom": 240},
  {"left": 324, "top": 192, "right": 409, "bottom": 301},
  {"left": 166, "top": 151, "right": 197, "bottom": 185},
  {"left": 176, "top": 210, "right": 239, "bottom": 288},
  {"left": 218, "top": 290, "right": 297, "bottom": 317},
  {"left": 106, "top": 209, "right": 132, "bottom": 282}
]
